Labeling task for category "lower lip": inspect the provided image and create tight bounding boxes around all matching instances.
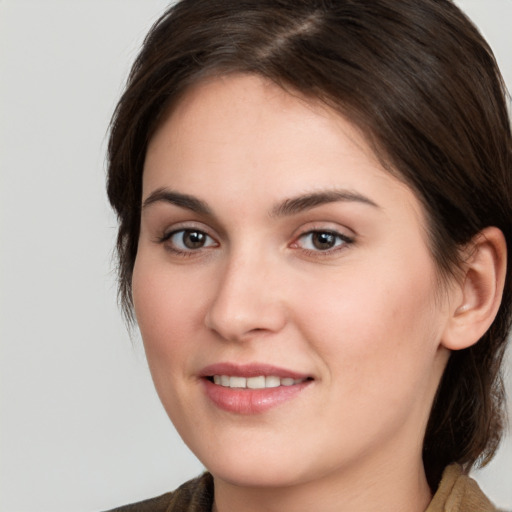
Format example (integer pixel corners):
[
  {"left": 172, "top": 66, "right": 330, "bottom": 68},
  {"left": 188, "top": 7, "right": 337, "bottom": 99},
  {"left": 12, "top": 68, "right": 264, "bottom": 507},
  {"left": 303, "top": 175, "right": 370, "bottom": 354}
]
[{"left": 202, "top": 379, "right": 311, "bottom": 415}]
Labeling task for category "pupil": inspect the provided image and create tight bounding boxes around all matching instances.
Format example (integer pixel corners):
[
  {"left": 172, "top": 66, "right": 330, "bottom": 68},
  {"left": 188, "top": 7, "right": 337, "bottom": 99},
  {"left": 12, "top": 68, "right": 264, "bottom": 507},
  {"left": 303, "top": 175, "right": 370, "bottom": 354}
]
[
  {"left": 313, "top": 232, "right": 335, "bottom": 250},
  {"left": 183, "top": 231, "right": 205, "bottom": 249}
]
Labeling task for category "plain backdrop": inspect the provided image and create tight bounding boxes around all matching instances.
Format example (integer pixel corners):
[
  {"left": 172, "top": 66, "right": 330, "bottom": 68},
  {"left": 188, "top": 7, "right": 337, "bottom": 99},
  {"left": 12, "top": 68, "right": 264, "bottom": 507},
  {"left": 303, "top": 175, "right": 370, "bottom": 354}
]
[{"left": 1, "top": 1, "right": 511, "bottom": 511}]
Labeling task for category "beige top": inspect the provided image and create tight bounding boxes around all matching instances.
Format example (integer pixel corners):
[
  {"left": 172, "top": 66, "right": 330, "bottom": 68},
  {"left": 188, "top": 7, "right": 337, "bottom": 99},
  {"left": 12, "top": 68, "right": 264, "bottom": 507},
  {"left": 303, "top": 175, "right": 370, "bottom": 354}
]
[
  {"left": 426, "top": 464, "right": 497, "bottom": 512},
  {"left": 106, "top": 464, "right": 497, "bottom": 512}
]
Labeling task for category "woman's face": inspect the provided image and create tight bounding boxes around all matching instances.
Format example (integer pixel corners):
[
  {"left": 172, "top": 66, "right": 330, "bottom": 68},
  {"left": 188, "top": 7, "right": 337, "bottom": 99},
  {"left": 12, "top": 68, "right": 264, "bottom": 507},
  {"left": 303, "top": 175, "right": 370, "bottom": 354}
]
[{"left": 133, "top": 74, "right": 453, "bottom": 489}]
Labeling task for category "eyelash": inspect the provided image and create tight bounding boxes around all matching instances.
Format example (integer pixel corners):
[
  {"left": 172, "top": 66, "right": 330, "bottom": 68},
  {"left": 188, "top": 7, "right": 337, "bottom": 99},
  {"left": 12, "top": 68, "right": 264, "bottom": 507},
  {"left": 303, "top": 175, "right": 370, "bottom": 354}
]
[
  {"left": 156, "top": 228, "right": 354, "bottom": 257},
  {"left": 292, "top": 229, "right": 354, "bottom": 257},
  {"left": 157, "top": 228, "right": 218, "bottom": 256}
]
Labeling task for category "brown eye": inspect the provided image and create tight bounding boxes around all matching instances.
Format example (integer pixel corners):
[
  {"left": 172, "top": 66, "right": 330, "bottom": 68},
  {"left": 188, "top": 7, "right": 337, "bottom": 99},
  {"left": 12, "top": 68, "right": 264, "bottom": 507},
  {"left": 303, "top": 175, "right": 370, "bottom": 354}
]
[
  {"left": 311, "top": 232, "right": 337, "bottom": 250},
  {"left": 165, "top": 229, "right": 217, "bottom": 252},
  {"left": 296, "top": 230, "right": 353, "bottom": 252},
  {"left": 182, "top": 230, "right": 207, "bottom": 249}
]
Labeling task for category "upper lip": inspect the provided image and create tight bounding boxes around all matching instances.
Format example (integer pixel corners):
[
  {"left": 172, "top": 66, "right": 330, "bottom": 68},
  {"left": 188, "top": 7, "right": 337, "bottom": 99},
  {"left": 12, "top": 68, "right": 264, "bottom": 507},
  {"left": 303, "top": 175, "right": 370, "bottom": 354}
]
[{"left": 199, "top": 362, "right": 311, "bottom": 380}]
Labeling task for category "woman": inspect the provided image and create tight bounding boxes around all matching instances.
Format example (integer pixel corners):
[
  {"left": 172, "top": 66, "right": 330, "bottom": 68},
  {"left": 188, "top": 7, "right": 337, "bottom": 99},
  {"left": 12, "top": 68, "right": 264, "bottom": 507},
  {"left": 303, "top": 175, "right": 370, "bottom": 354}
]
[{"left": 106, "top": 0, "right": 511, "bottom": 510}]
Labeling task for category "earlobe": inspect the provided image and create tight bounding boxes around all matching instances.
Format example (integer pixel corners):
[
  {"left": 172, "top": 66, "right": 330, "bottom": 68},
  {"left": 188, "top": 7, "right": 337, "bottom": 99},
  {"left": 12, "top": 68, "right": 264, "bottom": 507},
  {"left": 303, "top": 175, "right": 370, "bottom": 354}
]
[{"left": 441, "top": 226, "right": 507, "bottom": 351}]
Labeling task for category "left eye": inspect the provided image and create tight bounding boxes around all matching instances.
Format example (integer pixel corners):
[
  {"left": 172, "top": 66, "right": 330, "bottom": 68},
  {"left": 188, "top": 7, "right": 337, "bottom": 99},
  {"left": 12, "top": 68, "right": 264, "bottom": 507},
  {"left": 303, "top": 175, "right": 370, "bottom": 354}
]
[
  {"left": 296, "top": 230, "right": 350, "bottom": 251},
  {"left": 167, "top": 229, "right": 217, "bottom": 251}
]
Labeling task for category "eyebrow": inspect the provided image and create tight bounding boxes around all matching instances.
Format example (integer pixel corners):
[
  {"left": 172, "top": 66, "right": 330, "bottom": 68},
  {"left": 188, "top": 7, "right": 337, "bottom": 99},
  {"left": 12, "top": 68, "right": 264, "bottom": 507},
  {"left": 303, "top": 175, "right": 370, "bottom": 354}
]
[
  {"left": 141, "top": 187, "right": 379, "bottom": 217},
  {"left": 142, "top": 188, "right": 212, "bottom": 215},
  {"left": 270, "top": 190, "right": 380, "bottom": 217}
]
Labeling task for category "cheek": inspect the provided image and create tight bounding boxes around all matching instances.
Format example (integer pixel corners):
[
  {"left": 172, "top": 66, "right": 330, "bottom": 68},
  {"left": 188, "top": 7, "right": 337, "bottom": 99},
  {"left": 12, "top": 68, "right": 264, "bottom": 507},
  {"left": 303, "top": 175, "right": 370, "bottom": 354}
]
[
  {"left": 131, "top": 255, "right": 210, "bottom": 423},
  {"left": 295, "top": 258, "right": 443, "bottom": 390},
  {"left": 132, "top": 255, "right": 205, "bottom": 365}
]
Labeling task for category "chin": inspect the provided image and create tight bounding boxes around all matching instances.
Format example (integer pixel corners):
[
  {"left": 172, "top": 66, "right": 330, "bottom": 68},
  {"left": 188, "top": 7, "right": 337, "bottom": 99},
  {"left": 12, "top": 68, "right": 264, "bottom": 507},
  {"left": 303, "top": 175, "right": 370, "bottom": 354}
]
[
  {"left": 190, "top": 438, "right": 326, "bottom": 490},
  {"left": 209, "top": 460, "right": 309, "bottom": 489}
]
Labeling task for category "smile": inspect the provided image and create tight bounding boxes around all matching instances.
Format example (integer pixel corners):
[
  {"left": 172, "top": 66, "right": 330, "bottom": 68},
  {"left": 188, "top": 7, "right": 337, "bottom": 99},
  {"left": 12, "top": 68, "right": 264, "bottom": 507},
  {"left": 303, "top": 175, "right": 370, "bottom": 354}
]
[
  {"left": 211, "top": 375, "right": 307, "bottom": 389},
  {"left": 200, "top": 363, "right": 313, "bottom": 414}
]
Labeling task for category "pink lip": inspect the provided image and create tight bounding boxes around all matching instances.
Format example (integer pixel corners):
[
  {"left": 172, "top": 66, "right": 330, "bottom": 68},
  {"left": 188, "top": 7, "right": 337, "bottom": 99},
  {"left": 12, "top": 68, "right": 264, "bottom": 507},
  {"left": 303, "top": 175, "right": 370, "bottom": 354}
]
[
  {"left": 199, "top": 362, "right": 313, "bottom": 415},
  {"left": 199, "top": 362, "right": 309, "bottom": 380}
]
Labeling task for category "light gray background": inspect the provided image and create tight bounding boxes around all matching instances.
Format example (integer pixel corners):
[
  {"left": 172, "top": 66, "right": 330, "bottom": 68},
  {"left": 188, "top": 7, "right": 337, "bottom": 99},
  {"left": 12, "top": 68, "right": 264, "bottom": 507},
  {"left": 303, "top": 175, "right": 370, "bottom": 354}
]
[{"left": 1, "top": 1, "right": 511, "bottom": 511}]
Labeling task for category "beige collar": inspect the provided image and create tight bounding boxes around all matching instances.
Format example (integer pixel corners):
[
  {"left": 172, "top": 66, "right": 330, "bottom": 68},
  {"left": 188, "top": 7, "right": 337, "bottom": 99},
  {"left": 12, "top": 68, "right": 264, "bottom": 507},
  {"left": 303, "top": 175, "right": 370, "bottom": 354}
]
[{"left": 426, "top": 464, "right": 496, "bottom": 512}]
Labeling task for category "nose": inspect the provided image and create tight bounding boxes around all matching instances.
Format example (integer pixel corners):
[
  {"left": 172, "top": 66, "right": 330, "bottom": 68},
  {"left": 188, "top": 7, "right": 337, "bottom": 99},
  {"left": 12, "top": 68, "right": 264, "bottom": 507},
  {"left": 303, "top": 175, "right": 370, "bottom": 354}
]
[{"left": 204, "top": 251, "right": 288, "bottom": 342}]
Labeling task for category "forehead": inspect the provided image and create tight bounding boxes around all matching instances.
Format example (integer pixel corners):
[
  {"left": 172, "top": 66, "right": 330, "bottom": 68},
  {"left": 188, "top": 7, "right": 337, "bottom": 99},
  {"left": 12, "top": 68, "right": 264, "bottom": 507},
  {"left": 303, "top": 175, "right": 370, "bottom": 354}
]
[
  {"left": 147, "top": 74, "right": 381, "bottom": 181},
  {"left": 143, "top": 73, "right": 423, "bottom": 223}
]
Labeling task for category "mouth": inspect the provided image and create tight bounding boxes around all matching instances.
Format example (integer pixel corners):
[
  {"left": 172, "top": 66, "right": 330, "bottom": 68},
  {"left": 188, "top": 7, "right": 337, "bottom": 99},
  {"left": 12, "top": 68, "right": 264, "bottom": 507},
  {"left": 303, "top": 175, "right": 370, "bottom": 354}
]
[
  {"left": 207, "top": 375, "right": 310, "bottom": 389},
  {"left": 199, "top": 363, "right": 314, "bottom": 414}
]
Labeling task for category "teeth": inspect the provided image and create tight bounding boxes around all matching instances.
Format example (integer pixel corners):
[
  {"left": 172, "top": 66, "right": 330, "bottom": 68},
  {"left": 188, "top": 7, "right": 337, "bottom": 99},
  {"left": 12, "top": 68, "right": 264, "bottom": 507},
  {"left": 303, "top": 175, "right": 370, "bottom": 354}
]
[
  {"left": 265, "top": 375, "right": 280, "bottom": 388},
  {"left": 212, "top": 375, "right": 305, "bottom": 389},
  {"left": 229, "top": 376, "right": 246, "bottom": 388},
  {"left": 247, "top": 376, "right": 265, "bottom": 389}
]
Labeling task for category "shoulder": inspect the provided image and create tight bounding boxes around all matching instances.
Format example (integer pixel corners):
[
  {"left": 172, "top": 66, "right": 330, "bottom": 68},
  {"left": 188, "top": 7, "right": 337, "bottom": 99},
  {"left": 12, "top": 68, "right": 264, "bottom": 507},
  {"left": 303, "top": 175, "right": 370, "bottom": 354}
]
[
  {"left": 103, "top": 473, "right": 214, "bottom": 512},
  {"left": 427, "top": 464, "right": 498, "bottom": 512}
]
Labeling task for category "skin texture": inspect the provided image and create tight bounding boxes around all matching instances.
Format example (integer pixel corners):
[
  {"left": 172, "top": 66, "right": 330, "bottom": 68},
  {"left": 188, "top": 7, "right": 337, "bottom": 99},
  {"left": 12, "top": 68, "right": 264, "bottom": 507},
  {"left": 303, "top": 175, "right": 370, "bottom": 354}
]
[{"left": 133, "top": 74, "right": 468, "bottom": 512}]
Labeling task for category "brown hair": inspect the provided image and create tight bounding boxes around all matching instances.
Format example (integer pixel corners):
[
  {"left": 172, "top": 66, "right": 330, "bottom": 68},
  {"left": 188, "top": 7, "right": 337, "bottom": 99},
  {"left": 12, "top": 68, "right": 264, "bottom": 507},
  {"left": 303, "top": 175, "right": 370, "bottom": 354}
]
[{"left": 107, "top": 0, "right": 512, "bottom": 489}]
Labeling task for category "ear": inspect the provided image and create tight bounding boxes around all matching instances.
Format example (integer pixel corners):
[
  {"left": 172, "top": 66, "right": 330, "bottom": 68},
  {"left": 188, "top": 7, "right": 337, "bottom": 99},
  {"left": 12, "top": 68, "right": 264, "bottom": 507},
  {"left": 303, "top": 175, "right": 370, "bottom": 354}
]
[{"left": 441, "top": 226, "right": 507, "bottom": 351}]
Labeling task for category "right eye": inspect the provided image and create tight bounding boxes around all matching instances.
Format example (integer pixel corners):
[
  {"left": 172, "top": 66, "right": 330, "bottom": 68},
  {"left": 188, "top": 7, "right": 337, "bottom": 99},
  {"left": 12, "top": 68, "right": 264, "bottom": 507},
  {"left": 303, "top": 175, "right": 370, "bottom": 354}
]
[{"left": 162, "top": 229, "right": 217, "bottom": 253}]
